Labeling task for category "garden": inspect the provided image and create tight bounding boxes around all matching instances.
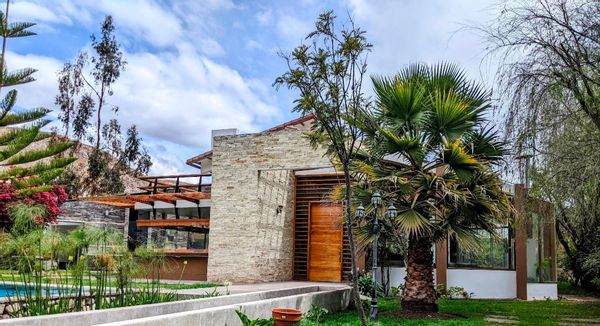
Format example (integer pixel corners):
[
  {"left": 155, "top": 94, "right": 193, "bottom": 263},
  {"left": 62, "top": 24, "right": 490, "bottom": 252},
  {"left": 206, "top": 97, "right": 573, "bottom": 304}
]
[{"left": 1, "top": 0, "right": 600, "bottom": 324}]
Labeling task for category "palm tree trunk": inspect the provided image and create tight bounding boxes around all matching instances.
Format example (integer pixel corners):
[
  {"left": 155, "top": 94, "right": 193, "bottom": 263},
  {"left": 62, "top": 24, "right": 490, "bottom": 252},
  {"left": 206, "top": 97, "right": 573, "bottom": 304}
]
[{"left": 401, "top": 236, "right": 438, "bottom": 312}]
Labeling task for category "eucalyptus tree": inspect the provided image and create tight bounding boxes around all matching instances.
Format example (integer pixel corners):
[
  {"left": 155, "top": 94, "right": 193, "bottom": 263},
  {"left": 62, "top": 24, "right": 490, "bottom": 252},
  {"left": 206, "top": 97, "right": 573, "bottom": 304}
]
[
  {"left": 55, "top": 16, "right": 151, "bottom": 196},
  {"left": 275, "top": 11, "right": 371, "bottom": 325},
  {"left": 352, "top": 63, "right": 511, "bottom": 312}
]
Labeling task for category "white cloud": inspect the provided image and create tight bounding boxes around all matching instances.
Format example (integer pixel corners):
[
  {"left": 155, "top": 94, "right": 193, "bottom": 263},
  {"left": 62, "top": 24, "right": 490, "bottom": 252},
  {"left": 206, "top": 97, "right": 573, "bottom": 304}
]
[
  {"left": 276, "top": 13, "right": 312, "bottom": 46},
  {"left": 4, "top": 46, "right": 279, "bottom": 175},
  {"left": 346, "top": 0, "right": 498, "bottom": 86},
  {"left": 256, "top": 8, "right": 273, "bottom": 25}
]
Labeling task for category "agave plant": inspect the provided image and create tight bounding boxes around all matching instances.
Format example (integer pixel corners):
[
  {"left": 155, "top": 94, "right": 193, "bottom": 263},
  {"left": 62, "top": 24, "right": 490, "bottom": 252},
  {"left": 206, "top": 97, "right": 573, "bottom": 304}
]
[{"left": 351, "top": 63, "right": 512, "bottom": 312}]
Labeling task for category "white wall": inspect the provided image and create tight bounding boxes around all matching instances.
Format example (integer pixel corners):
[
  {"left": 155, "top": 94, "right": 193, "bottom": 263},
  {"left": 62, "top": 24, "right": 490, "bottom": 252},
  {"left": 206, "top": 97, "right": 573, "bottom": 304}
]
[
  {"left": 527, "top": 283, "right": 558, "bottom": 300},
  {"left": 379, "top": 267, "right": 436, "bottom": 291},
  {"left": 447, "top": 269, "right": 516, "bottom": 299}
]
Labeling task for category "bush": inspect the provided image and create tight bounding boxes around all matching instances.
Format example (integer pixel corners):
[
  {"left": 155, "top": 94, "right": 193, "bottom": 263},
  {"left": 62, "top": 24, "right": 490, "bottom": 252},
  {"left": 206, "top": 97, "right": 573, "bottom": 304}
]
[
  {"left": 436, "top": 284, "right": 473, "bottom": 299},
  {"left": 357, "top": 272, "right": 384, "bottom": 297},
  {"left": 303, "top": 305, "right": 329, "bottom": 323}
]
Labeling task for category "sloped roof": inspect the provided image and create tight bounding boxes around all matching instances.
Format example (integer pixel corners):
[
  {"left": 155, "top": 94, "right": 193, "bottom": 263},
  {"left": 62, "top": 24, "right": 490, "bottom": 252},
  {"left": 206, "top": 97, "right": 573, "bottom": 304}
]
[{"left": 186, "top": 114, "right": 315, "bottom": 168}]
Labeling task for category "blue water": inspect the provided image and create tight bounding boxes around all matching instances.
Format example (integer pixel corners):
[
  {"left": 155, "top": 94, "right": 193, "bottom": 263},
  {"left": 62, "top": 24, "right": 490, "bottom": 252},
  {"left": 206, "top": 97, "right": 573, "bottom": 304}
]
[{"left": 0, "top": 285, "right": 60, "bottom": 297}]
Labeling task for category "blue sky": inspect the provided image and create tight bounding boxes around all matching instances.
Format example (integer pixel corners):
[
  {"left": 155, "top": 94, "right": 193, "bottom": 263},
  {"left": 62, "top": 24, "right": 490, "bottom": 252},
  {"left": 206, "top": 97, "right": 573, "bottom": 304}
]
[{"left": 7, "top": 0, "right": 501, "bottom": 175}]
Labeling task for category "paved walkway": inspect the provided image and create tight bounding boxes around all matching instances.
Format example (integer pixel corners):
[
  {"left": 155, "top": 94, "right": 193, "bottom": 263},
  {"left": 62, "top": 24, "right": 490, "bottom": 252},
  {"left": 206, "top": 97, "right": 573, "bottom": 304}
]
[{"left": 176, "top": 281, "right": 349, "bottom": 296}]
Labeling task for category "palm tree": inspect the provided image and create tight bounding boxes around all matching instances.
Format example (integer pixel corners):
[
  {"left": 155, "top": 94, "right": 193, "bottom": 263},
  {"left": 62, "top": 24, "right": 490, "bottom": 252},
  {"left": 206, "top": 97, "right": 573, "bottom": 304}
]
[{"left": 352, "top": 63, "right": 512, "bottom": 312}]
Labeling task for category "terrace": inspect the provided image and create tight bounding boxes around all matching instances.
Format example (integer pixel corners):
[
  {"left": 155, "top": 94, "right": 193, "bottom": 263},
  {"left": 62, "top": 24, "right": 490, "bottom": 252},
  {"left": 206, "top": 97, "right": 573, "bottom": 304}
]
[{"left": 81, "top": 173, "right": 213, "bottom": 280}]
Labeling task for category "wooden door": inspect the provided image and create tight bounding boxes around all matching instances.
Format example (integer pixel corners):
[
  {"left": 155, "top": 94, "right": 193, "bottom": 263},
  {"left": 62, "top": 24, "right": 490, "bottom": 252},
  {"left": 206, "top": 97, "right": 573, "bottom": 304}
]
[{"left": 308, "top": 203, "right": 343, "bottom": 282}]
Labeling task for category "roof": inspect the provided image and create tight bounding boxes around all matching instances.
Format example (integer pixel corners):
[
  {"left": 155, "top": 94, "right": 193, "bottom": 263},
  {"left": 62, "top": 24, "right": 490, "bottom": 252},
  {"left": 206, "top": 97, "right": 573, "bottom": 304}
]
[{"left": 186, "top": 114, "right": 315, "bottom": 168}]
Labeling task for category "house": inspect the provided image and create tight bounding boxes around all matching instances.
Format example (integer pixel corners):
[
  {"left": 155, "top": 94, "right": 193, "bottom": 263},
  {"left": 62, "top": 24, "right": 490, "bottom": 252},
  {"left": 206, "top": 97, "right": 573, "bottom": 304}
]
[{"left": 82, "top": 115, "right": 558, "bottom": 300}]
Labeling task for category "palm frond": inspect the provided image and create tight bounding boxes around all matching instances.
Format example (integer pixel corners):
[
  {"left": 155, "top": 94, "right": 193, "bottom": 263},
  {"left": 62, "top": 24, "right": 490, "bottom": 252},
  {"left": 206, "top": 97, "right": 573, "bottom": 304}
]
[{"left": 396, "top": 209, "right": 433, "bottom": 237}]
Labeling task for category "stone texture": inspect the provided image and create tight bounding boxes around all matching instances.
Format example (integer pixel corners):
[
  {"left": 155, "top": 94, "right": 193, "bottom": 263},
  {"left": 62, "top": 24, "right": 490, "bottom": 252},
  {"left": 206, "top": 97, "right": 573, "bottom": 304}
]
[
  {"left": 207, "top": 125, "right": 330, "bottom": 282},
  {"left": 57, "top": 201, "right": 127, "bottom": 232}
]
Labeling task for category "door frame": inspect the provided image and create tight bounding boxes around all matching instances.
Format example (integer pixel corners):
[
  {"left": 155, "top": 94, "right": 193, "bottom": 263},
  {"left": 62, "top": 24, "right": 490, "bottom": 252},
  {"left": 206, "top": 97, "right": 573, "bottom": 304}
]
[{"left": 307, "top": 201, "right": 343, "bottom": 282}]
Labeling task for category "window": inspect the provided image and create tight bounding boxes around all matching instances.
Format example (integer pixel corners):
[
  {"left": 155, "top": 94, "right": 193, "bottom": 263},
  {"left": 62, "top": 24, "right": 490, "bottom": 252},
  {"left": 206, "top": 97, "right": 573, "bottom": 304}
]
[
  {"left": 527, "top": 213, "right": 555, "bottom": 282},
  {"left": 448, "top": 226, "right": 514, "bottom": 270}
]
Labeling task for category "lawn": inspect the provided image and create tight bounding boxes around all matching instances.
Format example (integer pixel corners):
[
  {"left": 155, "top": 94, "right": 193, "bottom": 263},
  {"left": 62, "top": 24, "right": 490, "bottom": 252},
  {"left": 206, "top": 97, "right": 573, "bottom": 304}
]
[{"left": 313, "top": 298, "right": 600, "bottom": 325}]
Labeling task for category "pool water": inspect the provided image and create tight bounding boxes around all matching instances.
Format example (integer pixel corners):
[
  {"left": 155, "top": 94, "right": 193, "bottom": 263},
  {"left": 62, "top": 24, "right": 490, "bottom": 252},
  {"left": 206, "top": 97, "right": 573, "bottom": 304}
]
[{"left": 0, "top": 284, "right": 60, "bottom": 297}]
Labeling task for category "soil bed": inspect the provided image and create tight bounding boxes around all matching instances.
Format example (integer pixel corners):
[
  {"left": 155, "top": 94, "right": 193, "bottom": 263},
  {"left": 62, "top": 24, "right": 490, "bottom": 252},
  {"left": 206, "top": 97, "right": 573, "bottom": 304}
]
[{"left": 381, "top": 310, "right": 466, "bottom": 320}]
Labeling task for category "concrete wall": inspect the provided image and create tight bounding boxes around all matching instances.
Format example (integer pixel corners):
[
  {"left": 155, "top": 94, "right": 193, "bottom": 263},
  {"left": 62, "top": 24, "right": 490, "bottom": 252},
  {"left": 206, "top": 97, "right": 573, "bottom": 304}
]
[
  {"left": 0, "top": 285, "right": 350, "bottom": 326},
  {"left": 208, "top": 126, "right": 329, "bottom": 282},
  {"left": 381, "top": 267, "right": 517, "bottom": 299},
  {"left": 527, "top": 283, "right": 558, "bottom": 300},
  {"left": 447, "top": 269, "right": 516, "bottom": 299},
  {"left": 379, "top": 267, "right": 436, "bottom": 291},
  {"left": 101, "top": 287, "right": 351, "bottom": 326}
]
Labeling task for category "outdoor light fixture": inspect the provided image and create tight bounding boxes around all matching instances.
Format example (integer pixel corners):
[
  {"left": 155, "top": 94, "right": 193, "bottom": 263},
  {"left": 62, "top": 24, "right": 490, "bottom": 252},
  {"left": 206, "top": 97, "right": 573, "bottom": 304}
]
[
  {"left": 363, "top": 193, "right": 398, "bottom": 322},
  {"left": 355, "top": 204, "right": 366, "bottom": 218},
  {"left": 371, "top": 191, "right": 382, "bottom": 207},
  {"left": 366, "top": 191, "right": 393, "bottom": 322},
  {"left": 386, "top": 204, "right": 397, "bottom": 219}
]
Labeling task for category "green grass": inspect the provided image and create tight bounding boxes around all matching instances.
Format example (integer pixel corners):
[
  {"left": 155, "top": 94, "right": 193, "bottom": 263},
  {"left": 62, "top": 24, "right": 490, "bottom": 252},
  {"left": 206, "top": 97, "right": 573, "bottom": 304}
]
[{"left": 310, "top": 298, "right": 600, "bottom": 325}]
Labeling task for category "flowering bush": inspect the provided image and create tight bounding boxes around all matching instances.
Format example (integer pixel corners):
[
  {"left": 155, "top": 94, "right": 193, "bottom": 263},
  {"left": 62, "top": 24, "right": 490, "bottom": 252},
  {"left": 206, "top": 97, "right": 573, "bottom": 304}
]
[{"left": 0, "top": 182, "right": 68, "bottom": 227}]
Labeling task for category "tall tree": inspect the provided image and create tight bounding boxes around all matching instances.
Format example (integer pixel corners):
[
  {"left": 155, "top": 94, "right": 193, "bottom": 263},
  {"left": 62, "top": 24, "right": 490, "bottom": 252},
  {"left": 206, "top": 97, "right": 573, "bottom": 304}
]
[
  {"left": 353, "top": 63, "right": 511, "bottom": 312},
  {"left": 275, "top": 11, "right": 371, "bottom": 325},
  {"left": 0, "top": 0, "right": 74, "bottom": 228},
  {"left": 55, "top": 16, "right": 151, "bottom": 196},
  {"left": 56, "top": 16, "right": 125, "bottom": 148},
  {"left": 483, "top": 0, "right": 600, "bottom": 154},
  {"left": 483, "top": 0, "right": 600, "bottom": 290}
]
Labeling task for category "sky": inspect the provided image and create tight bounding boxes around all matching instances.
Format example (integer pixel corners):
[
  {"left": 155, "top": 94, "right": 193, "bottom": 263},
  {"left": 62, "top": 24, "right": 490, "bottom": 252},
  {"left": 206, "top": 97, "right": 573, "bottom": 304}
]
[{"left": 6, "top": 0, "right": 503, "bottom": 175}]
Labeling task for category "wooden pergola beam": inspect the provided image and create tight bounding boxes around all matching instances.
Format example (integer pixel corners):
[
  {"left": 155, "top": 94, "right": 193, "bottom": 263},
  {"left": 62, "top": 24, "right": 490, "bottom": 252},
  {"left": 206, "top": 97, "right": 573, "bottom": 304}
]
[
  {"left": 79, "top": 191, "right": 211, "bottom": 208},
  {"left": 136, "top": 219, "right": 210, "bottom": 228}
]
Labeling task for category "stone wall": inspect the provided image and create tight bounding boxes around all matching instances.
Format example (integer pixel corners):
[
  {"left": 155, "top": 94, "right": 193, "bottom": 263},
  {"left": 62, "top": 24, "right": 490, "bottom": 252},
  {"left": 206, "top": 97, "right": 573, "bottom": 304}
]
[
  {"left": 57, "top": 201, "right": 127, "bottom": 233},
  {"left": 207, "top": 126, "right": 330, "bottom": 282}
]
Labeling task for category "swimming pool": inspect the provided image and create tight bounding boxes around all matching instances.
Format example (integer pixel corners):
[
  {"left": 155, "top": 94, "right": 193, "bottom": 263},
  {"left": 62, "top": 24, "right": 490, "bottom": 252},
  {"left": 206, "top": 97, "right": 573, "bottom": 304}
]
[{"left": 0, "top": 284, "right": 61, "bottom": 298}]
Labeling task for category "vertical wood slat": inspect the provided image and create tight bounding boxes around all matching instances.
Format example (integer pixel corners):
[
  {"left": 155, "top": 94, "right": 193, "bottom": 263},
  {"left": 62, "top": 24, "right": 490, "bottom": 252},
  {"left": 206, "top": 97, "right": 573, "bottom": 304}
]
[{"left": 293, "top": 174, "right": 353, "bottom": 281}]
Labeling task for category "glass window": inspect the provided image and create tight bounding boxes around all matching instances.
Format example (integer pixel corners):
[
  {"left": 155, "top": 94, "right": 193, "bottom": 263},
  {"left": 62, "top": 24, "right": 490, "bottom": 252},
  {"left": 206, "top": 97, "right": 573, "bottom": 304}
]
[
  {"left": 527, "top": 213, "right": 555, "bottom": 282},
  {"left": 448, "top": 226, "right": 513, "bottom": 269}
]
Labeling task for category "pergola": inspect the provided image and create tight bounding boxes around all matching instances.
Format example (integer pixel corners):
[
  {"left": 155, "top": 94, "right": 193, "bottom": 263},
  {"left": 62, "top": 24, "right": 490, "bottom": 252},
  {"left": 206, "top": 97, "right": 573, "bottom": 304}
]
[{"left": 79, "top": 173, "right": 212, "bottom": 228}]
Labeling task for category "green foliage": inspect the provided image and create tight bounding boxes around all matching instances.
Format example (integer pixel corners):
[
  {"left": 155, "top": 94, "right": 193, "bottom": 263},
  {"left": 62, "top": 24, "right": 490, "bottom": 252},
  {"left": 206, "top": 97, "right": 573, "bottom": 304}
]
[
  {"left": 0, "top": 225, "right": 177, "bottom": 316},
  {"left": 55, "top": 16, "right": 150, "bottom": 197},
  {"left": 303, "top": 305, "right": 329, "bottom": 323},
  {"left": 275, "top": 11, "right": 372, "bottom": 324},
  {"left": 436, "top": 284, "right": 472, "bottom": 299},
  {"left": 235, "top": 310, "right": 274, "bottom": 326},
  {"left": 351, "top": 63, "right": 511, "bottom": 311},
  {"left": 352, "top": 63, "right": 511, "bottom": 245},
  {"left": 0, "top": 1, "right": 74, "bottom": 198},
  {"left": 357, "top": 272, "right": 383, "bottom": 297},
  {"left": 7, "top": 204, "right": 45, "bottom": 235},
  {"left": 201, "top": 287, "right": 221, "bottom": 298}
]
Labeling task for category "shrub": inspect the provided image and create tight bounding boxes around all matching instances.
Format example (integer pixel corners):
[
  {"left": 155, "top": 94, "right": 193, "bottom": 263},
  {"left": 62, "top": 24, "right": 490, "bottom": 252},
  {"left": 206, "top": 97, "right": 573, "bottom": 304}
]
[
  {"left": 357, "top": 272, "right": 384, "bottom": 297},
  {"left": 303, "top": 304, "right": 329, "bottom": 323},
  {"left": 235, "top": 310, "right": 273, "bottom": 326},
  {"left": 436, "top": 284, "right": 473, "bottom": 299}
]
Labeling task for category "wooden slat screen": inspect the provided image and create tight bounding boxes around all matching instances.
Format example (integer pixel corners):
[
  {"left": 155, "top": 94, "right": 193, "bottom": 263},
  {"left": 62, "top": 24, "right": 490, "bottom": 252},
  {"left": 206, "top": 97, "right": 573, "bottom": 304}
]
[{"left": 293, "top": 174, "right": 352, "bottom": 281}]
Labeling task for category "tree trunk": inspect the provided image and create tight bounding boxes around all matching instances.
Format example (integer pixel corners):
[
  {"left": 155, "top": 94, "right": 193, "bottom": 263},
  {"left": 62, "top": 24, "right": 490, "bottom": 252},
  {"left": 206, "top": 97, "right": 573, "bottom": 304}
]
[
  {"left": 343, "top": 164, "right": 367, "bottom": 326},
  {"left": 401, "top": 236, "right": 438, "bottom": 312}
]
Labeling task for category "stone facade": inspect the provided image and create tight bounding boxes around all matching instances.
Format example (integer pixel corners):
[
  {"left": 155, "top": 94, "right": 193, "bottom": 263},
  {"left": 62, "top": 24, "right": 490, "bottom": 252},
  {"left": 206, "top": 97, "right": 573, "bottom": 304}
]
[
  {"left": 57, "top": 201, "right": 127, "bottom": 233},
  {"left": 207, "top": 125, "right": 330, "bottom": 282}
]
